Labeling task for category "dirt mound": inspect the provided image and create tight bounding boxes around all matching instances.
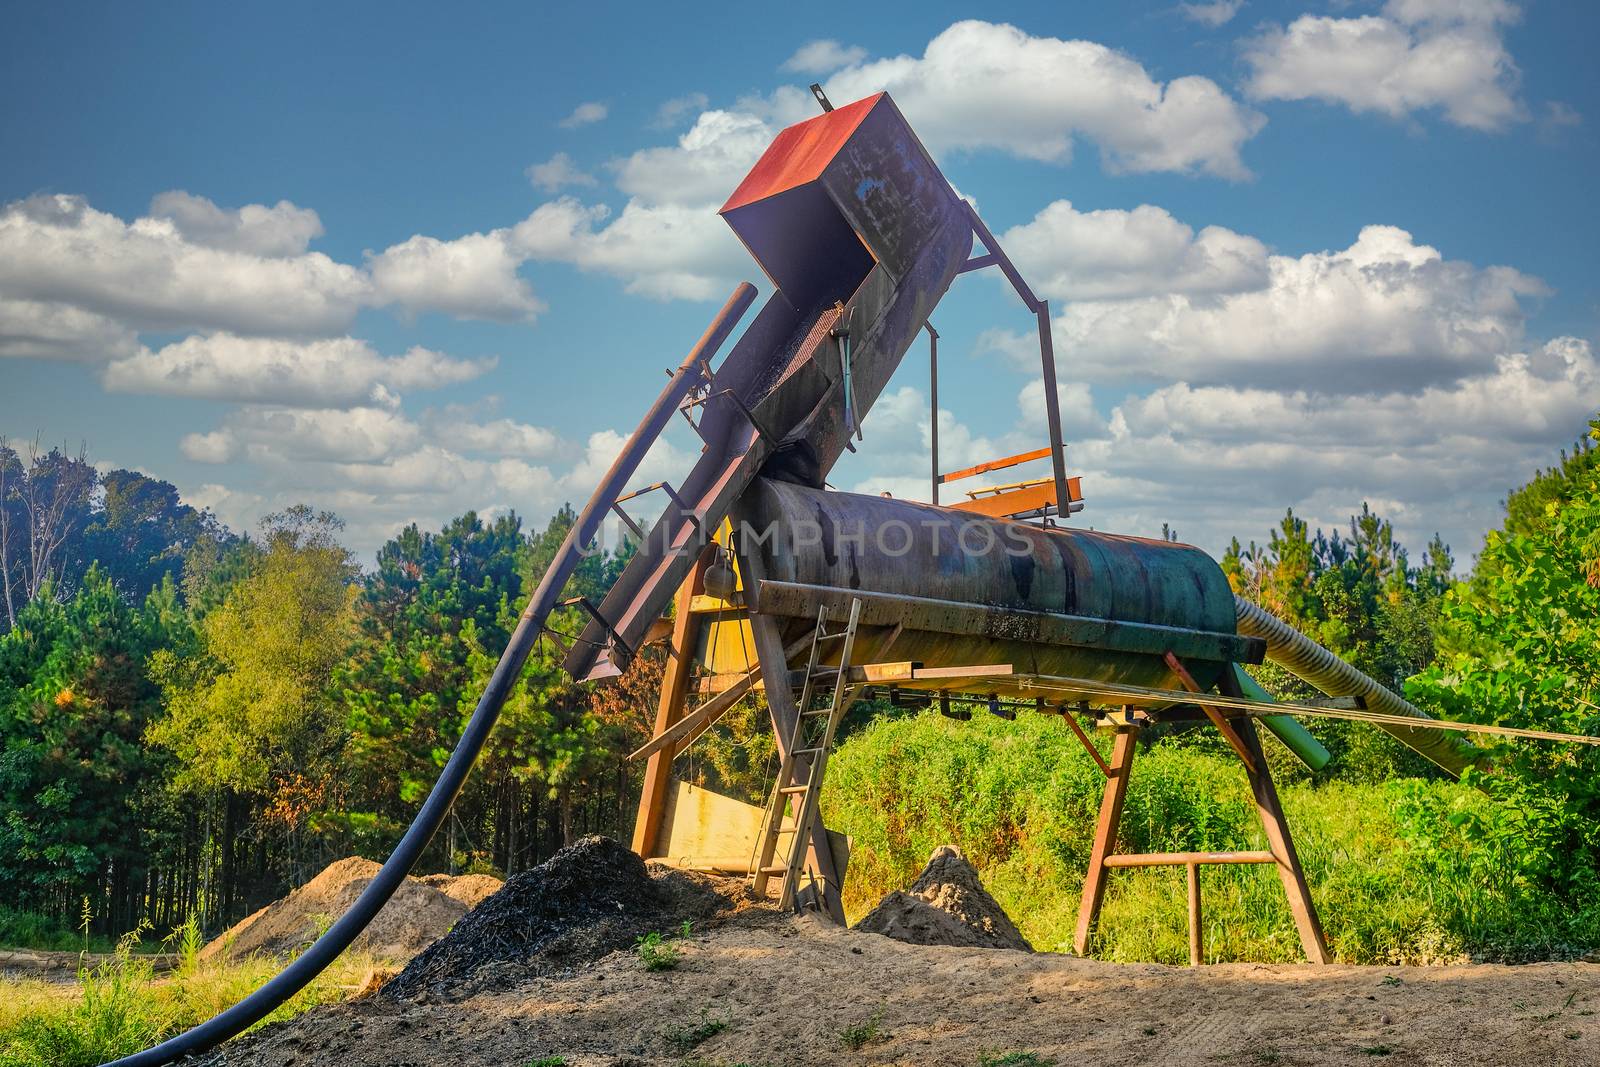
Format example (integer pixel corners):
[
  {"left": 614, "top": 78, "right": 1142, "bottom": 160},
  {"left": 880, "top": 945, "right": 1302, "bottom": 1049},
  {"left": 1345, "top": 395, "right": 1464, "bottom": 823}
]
[
  {"left": 854, "top": 845, "right": 1033, "bottom": 951},
  {"left": 382, "top": 835, "right": 740, "bottom": 1000},
  {"left": 201, "top": 857, "right": 473, "bottom": 964},
  {"left": 418, "top": 872, "right": 503, "bottom": 909}
]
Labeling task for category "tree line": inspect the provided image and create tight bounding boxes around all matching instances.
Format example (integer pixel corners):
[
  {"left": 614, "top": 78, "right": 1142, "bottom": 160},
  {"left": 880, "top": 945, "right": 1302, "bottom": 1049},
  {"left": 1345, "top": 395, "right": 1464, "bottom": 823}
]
[
  {"left": 0, "top": 438, "right": 661, "bottom": 936},
  {"left": 0, "top": 419, "right": 1595, "bottom": 938}
]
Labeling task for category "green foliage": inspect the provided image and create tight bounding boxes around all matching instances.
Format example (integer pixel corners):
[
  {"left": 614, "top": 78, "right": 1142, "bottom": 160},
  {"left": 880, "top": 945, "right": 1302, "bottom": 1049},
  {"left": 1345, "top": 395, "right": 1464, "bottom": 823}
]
[
  {"left": 1225, "top": 499, "right": 1457, "bottom": 783},
  {"left": 1410, "top": 417, "right": 1600, "bottom": 895},
  {"left": 0, "top": 931, "right": 379, "bottom": 1066},
  {"left": 979, "top": 1054, "right": 1055, "bottom": 1067},
  {"left": 839, "top": 1010, "right": 884, "bottom": 1051},
  {"left": 823, "top": 713, "right": 1600, "bottom": 964},
  {"left": 635, "top": 929, "right": 681, "bottom": 971},
  {"left": 0, "top": 565, "right": 184, "bottom": 919},
  {"left": 336, "top": 510, "right": 526, "bottom": 846},
  {"left": 663, "top": 1009, "right": 729, "bottom": 1053},
  {"left": 148, "top": 507, "right": 357, "bottom": 799},
  {"left": 0, "top": 906, "right": 124, "bottom": 954}
]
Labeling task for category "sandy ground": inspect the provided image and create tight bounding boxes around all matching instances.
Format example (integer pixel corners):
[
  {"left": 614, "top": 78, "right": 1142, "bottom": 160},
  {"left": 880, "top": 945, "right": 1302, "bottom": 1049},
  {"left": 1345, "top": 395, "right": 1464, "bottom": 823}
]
[{"left": 210, "top": 909, "right": 1600, "bottom": 1067}]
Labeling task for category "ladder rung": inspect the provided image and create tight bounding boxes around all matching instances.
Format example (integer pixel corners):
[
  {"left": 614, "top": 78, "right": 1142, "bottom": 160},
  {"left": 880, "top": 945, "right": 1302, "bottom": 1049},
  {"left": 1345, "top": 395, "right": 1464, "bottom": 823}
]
[
  {"left": 793, "top": 746, "right": 824, "bottom": 755},
  {"left": 759, "top": 865, "right": 789, "bottom": 875},
  {"left": 779, "top": 784, "right": 808, "bottom": 794},
  {"left": 801, "top": 708, "right": 832, "bottom": 717}
]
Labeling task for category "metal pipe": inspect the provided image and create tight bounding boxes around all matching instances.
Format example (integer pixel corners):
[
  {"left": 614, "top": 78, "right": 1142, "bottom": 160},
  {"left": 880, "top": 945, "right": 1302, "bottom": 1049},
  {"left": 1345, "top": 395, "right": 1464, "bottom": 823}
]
[
  {"left": 108, "top": 282, "right": 758, "bottom": 1067},
  {"left": 1230, "top": 664, "right": 1332, "bottom": 771},
  {"left": 1034, "top": 300, "right": 1070, "bottom": 521},
  {"left": 927, "top": 322, "right": 939, "bottom": 506},
  {"left": 1233, "top": 596, "right": 1485, "bottom": 778}
]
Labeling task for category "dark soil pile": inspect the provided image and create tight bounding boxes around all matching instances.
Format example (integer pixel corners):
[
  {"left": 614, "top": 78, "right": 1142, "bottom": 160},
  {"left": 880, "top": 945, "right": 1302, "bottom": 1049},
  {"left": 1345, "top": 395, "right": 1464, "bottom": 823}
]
[
  {"left": 854, "top": 844, "right": 1033, "bottom": 951},
  {"left": 201, "top": 857, "right": 488, "bottom": 964},
  {"left": 382, "top": 835, "right": 735, "bottom": 999}
]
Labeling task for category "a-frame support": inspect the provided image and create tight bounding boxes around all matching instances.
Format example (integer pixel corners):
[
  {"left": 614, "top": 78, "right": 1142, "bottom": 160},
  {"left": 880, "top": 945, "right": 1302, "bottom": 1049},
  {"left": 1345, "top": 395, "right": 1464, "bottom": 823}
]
[
  {"left": 1073, "top": 658, "right": 1329, "bottom": 966},
  {"left": 631, "top": 549, "right": 711, "bottom": 858}
]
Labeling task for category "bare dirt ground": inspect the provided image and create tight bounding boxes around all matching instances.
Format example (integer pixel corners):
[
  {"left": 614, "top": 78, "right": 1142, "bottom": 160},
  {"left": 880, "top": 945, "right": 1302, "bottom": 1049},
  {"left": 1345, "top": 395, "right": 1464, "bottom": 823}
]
[{"left": 205, "top": 907, "right": 1600, "bottom": 1067}]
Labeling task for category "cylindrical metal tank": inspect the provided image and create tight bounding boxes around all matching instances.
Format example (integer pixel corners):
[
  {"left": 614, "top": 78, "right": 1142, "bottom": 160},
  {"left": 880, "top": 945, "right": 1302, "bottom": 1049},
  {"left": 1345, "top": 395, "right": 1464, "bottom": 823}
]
[{"left": 732, "top": 479, "right": 1246, "bottom": 698}]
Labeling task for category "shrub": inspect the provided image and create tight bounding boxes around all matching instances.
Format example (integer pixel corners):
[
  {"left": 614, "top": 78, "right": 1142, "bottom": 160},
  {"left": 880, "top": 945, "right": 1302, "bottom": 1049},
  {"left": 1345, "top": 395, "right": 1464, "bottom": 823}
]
[{"left": 822, "top": 712, "right": 1600, "bottom": 963}]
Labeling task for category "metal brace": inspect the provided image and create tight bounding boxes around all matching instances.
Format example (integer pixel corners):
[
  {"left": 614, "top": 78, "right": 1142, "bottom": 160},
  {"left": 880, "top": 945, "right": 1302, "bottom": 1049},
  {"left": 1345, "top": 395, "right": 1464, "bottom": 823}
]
[{"left": 560, "top": 595, "right": 636, "bottom": 666}]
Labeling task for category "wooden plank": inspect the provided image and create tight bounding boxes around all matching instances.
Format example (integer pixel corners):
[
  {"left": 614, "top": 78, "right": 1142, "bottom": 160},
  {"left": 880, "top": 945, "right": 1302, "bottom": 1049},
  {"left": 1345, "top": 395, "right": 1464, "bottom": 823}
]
[
  {"left": 1102, "top": 851, "right": 1276, "bottom": 868},
  {"left": 634, "top": 632, "right": 813, "bottom": 760},
  {"left": 632, "top": 556, "right": 709, "bottom": 857},
  {"left": 947, "top": 481, "right": 1056, "bottom": 519},
  {"left": 911, "top": 663, "right": 1014, "bottom": 680},
  {"left": 689, "top": 592, "right": 743, "bottom": 613},
  {"left": 1074, "top": 727, "right": 1137, "bottom": 956},
  {"left": 694, "top": 659, "right": 921, "bottom": 694},
  {"left": 939, "top": 445, "right": 1052, "bottom": 485},
  {"left": 628, "top": 675, "right": 757, "bottom": 762}
]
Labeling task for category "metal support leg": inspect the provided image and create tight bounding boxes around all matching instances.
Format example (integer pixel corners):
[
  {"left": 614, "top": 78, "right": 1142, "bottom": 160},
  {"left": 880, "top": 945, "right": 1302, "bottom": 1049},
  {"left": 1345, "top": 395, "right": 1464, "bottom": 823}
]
[
  {"left": 1187, "top": 861, "right": 1203, "bottom": 966},
  {"left": 1074, "top": 726, "right": 1137, "bottom": 955},
  {"left": 1239, "top": 718, "right": 1330, "bottom": 964},
  {"left": 631, "top": 550, "right": 710, "bottom": 857}
]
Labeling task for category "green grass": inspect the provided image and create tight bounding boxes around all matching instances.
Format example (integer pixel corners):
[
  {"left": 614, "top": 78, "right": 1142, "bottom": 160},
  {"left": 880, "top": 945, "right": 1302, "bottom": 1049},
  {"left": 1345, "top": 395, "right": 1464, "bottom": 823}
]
[
  {"left": 0, "top": 920, "right": 382, "bottom": 1067},
  {"left": 822, "top": 712, "right": 1600, "bottom": 965},
  {"left": 663, "top": 1010, "right": 729, "bottom": 1054},
  {"left": 839, "top": 1010, "right": 884, "bottom": 1051},
  {"left": 979, "top": 1053, "right": 1055, "bottom": 1066},
  {"left": 635, "top": 930, "right": 681, "bottom": 971},
  {"left": 0, "top": 906, "right": 141, "bottom": 955}
]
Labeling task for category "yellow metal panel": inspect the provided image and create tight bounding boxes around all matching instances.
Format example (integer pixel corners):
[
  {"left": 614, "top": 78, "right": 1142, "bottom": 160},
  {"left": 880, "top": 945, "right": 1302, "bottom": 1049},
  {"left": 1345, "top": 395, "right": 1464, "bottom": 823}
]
[{"left": 655, "top": 778, "right": 765, "bottom": 871}]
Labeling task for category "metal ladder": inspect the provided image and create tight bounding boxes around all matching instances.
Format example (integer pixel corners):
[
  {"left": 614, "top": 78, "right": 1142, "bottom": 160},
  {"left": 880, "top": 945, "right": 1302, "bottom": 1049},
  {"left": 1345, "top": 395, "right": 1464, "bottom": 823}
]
[{"left": 751, "top": 598, "right": 863, "bottom": 910}]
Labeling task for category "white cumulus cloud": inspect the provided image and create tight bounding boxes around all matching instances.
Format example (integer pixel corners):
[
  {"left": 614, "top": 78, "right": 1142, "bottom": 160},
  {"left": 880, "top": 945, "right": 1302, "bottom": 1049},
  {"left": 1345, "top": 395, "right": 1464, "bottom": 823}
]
[
  {"left": 1244, "top": 0, "right": 1525, "bottom": 131},
  {"left": 781, "top": 39, "right": 868, "bottom": 74},
  {"left": 367, "top": 229, "right": 544, "bottom": 323},
  {"left": 1179, "top": 1, "right": 1243, "bottom": 28},
  {"left": 103, "top": 334, "right": 494, "bottom": 406},
  {"left": 807, "top": 20, "right": 1265, "bottom": 178},
  {"left": 0, "top": 194, "right": 371, "bottom": 337},
  {"left": 526, "top": 152, "right": 597, "bottom": 192},
  {"left": 1023, "top": 224, "right": 1546, "bottom": 392},
  {"left": 1000, "top": 199, "right": 1269, "bottom": 302},
  {"left": 148, "top": 190, "right": 324, "bottom": 257},
  {"left": 511, "top": 196, "right": 746, "bottom": 301},
  {"left": 558, "top": 101, "right": 608, "bottom": 129}
]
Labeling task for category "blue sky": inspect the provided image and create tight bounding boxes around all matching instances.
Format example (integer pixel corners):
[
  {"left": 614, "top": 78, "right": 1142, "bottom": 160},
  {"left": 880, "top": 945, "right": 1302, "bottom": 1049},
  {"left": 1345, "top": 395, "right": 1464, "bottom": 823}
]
[{"left": 2, "top": 0, "right": 1595, "bottom": 566}]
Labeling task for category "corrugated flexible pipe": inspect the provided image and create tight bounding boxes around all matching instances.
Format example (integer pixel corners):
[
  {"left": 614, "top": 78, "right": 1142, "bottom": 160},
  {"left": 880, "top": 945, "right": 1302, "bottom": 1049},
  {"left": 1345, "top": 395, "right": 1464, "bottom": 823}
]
[{"left": 1233, "top": 595, "right": 1485, "bottom": 778}]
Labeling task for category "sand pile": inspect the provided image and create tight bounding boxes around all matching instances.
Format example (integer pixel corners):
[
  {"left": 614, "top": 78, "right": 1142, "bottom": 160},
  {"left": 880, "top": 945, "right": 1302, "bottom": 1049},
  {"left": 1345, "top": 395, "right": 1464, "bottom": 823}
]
[
  {"left": 383, "top": 835, "right": 738, "bottom": 1000},
  {"left": 419, "top": 872, "right": 503, "bottom": 908},
  {"left": 854, "top": 845, "right": 1033, "bottom": 951},
  {"left": 201, "top": 858, "right": 502, "bottom": 964}
]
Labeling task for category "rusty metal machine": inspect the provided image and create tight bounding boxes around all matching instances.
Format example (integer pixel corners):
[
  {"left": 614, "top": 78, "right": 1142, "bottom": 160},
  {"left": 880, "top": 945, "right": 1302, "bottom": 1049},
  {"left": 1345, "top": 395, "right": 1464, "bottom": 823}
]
[{"left": 117, "top": 88, "right": 1598, "bottom": 1067}]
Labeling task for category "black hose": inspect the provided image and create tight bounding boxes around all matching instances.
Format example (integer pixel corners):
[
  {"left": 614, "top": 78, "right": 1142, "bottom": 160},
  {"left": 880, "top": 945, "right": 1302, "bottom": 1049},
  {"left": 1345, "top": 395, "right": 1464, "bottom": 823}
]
[{"left": 105, "top": 281, "right": 756, "bottom": 1067}]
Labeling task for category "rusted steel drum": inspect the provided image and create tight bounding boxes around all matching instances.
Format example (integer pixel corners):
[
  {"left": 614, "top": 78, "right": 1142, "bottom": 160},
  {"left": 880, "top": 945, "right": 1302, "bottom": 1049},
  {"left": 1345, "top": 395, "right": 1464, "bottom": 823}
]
[{"left": 732, "top": 478, "right": 1254, "bottom": 700}]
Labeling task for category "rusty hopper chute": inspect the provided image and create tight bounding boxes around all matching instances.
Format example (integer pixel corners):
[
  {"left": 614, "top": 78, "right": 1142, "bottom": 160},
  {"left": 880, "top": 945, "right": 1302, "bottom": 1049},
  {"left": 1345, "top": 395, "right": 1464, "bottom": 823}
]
[{"left": 563, "top": 91, "right": 974, "bottom": 683}]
